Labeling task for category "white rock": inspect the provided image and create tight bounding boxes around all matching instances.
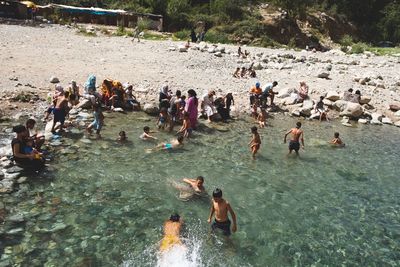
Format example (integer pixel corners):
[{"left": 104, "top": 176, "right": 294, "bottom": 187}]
[
  {"left": 281, "top": 95, "right": 297, "bottom": 105},
  {"left": 325, "top": 91, "right": 340, "bottom": 101},
  {"left": 214, "top": 52, "right": 222, "bottom": 57},
  {"left": 168, "top": 46, "right": 176, "bottom": 51},
  {"left": 178, "top": 45, "right": 187, "bottom": 52},
  {"left": 382, "top": 117, "right": 393, "bottom": 125},
  {"left": 395, "top": 121, "right": 400, "bottom": 127},
  {"left": 216, "top": 46, "right": 225, "bottom": 53},
  {"left": 277, "top": 87, "right": 297, "bottom": 99},
  {"left": 340, "top": 102, "right": 363, "bottom": 118},
  {"left": 253, "top": 62, "right": 263, "bottom": 70},
  {"left": 370, "top": 112, "right": 383, "bottom": 125},
  {"left": 291, "top": 110, "right": 301, "bottom": 117},
  {"left": 358, "top": 118, "right": 368, "bottom": 124},
  {"left": 395, "top": 110, "right": 400, "bottom": 117},
  {"left": 143, "top": 103, "right": 159, "bottom": 115},
  {"left": 333, "top": 100, "right": 348, "bottom": 111},
  {"left": 359, "top": 96, "right": 371, "bottom": 105},
  {"left": 317, "top": 72, "right": 330, "bottom": 79},
  {"left": 323, "top": 99, "right": 334, "bottom": 107},
  {"left": 207, "top": 47, "right": 216, "bottom": 53}
]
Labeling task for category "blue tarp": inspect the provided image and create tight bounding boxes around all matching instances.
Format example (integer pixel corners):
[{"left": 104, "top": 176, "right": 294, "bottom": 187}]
[{"left": 59, "top": 8, "right": 118, "bottom": 16}]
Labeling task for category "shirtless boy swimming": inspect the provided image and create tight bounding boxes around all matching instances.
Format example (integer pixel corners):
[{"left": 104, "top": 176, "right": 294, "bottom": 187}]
[
  {"left": 284, "top": 122, "right": 305, "bottom": 155},
  {"left": 183, "top": 176, "right": 205, "bottom": 194},
  {"left": 160, "top": 214, "right": 184, "bottom": 252},
  {"left": 249, "top": 126, "right": 261, "bottom": 159},
  {"left": 329, "top": 132, "right": 345, "bottom": 147},
  {"left": 207, "top": 188, "right": 237, "bottom": 236}
]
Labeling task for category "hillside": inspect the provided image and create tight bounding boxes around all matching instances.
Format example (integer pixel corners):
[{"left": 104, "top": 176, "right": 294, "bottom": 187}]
[{"left": 32, "top": 0, "right": 400, "bottom": 48}]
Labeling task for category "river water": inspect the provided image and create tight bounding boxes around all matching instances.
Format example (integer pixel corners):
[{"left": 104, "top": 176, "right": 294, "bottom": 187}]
[{"left": 1, "top": 112, "right": 399, "bottom": 266}]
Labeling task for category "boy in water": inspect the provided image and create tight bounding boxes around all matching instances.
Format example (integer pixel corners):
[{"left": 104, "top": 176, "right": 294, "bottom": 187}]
[
  {"left": 177, "top": 112, "right": 192, "bottom": 138},
  {"left": 329, "top": 132, "right": 345, "bottom": 147},
  {"left": 148, "top": 136, "right": 184, "bottom": 152},
  {"left": 160, "top": 214, "right": 184, "bottom": 252},
  {"left": 140, "top": 126, "right": 157, "bottom": 141},
  {"left": 257, "top": 108, "right": 267, "bottom": 128},
  {"left": 117, "top": 130, "right": 127, "bottom": 143},
  {"left": 249, "top": 126, "right": 261, "bottom": 159},
  {"left": 207, "top": 188, "right": 237, "bottom": 236},
  {"left": 157, "top": 108, "right": 169, "bottom": 131},
  {"left": 87, "top": 98, "right": 104, "bottom": 139},
  {"left": 51, "top": 90, "right": 69, "bottom": 133},
  {"left": 183, "top": 176, "right": 205, "bottom": 194},
  {"left": 284, "top": 122, "right": 305, "bottom": 156}
]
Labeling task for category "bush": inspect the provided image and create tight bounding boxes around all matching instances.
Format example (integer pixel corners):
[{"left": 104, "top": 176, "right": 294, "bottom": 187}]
[
  {"left": 174, "top": 29, "right": 190, "bottom": 40},
  {"left": 204, "top": 29, "right": 231, "bottom": 44},
  {"left": 351, "top": 42, "right": 368, "bottom": 54}
]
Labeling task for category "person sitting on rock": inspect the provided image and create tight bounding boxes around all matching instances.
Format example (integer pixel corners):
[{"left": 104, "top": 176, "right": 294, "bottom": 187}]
[
  {"left": 240, "top": 67, "right": 247, "bottom": 78},
  {"left": 296, "top": 81, "right": 309, "bottom": 103},
  {"left": 343, "top": 88, "right": 354, "bottom": 101},
  {"left": 110, "top": 81, "right": 125, "bottom": 110},
  {"left": 248, "top": 68, "right": 257, "bottom": 78},
  {"left": 11, "top": 125, "right": 45, "bottom": 172},
  {"left": 233, "top": 67, "right": 240, "bottom": 78},
  {"left": 201, "top": 90, "right": 217, "bottom": 123},
  {"left": 315, "top": 96, "right": 329, "bottom": 122},
  {"left": 249, "top": 82, "right": 262, "bottom": 106},
  {"left": 349, "top": 90, "right": 361, "bottom": 103},
  {"left": 124, "top": 83, "right": 140, "bottom": 111}
]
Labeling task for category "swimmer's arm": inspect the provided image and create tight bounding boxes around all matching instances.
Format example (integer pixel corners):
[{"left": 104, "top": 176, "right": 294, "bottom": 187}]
[
  {"left": 183, "top": 178, "right": 194, "bottom": 185},
  {"left": 145, "top": 133, "right": 157, "bottom": 140},
  {"left": 284, "top": 130, "right": 292, "bottom": 143},
  {"left": 227, "top": 203, "right": 237, "bottom": 233},
  {"left": 207, "top": 204, "right": 215, "bottom": 223}
]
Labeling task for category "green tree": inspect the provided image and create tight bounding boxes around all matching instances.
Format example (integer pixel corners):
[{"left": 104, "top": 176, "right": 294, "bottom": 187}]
[{"left": 379, "top": 2, "right": 400, "bottom": 44}]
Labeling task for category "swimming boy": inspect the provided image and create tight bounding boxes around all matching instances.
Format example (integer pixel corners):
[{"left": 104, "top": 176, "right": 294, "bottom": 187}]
[
  {"left": 140, "top": 126, "right": 157, "bottom": 141},
  {"left": 160, "top": 214, "right": 184, "bottom": 252},
  {"left": 207, "top": 188, "right": 237, "bottom": 236},
  {"left": 284, "top": 122, "right": 305, "bottom": 155},
  {"left": 330, "top": 132, "right": 345, "bottom": 147},
  {"left": 148, "top": 136, "right": 184, "bottom": 152},
  {"left": 257, "top": 108, "right": 267, "bottom": 128},
  {"left": 51, "top": 91, "right": 69, "bottom": 133},
  {"left": 183, "top": 176, "right": 205, "bottom": 194},
  {"left": 249, "top": 126, "right": 261, "bottom": 159},
  {"left": 117, "top": 131, "right": 127, "bottom": 143}
]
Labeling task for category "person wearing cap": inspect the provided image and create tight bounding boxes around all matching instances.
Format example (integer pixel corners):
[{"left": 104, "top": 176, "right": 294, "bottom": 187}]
[
  {"left": 249, "top": 82, "right": 262, "bottom": 106},
  {"left": 11, "top": 125, "right": 45, "bottom": 172},
  {"left": 201, "top": 90, "right": 217, "bottom": 122},
  {"left": 160, "top": 213, "right": 184, "bottom": 252}
]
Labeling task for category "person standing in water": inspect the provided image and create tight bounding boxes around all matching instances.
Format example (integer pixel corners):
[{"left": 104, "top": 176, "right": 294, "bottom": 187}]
[
  {"left": 249, "top": 126, "right": 261, "bottom": 159},
  {"left": 207, "top": 188, "right": 237, "bottom": 236},
  {"left": 160, "top": 214, "right": 184, "bottom": 252},
  {"left": 284, "top": 121, "right": 305, "bottom": 156}
]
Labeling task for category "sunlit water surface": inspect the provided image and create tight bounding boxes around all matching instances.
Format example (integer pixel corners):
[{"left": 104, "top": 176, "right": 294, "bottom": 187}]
[{"left": 1, "top": 112, "right": 399, "bottom": 266}]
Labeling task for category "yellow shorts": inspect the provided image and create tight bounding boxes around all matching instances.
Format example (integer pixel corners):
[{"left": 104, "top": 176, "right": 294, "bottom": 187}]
[{"left": 160, "top": 235, "right": 181, "bottom": 251}]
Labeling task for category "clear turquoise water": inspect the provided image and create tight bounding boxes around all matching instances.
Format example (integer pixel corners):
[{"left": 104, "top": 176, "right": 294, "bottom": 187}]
[{"left": 1, "top": 112, "right": 399, "bottom": 266}]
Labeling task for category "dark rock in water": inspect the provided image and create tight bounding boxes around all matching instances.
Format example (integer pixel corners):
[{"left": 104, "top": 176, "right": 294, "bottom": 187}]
[{"left": 5, "top": 166, "right": 23, "bottom": 174}]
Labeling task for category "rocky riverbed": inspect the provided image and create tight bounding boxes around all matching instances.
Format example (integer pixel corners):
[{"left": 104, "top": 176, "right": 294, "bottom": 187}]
[{"left": 1, "top": 23, "right": 400, "bottom": 127}]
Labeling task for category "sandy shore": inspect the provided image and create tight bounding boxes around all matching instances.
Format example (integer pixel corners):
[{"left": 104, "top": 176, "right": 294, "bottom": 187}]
[{"left": 1, "top": 23, "right": 400, "bottom": 124}]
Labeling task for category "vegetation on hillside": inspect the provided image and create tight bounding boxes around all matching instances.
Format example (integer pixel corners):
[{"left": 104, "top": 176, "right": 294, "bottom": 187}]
[{"left": 34, "top": 0, "right": 400, "bottom": 46}]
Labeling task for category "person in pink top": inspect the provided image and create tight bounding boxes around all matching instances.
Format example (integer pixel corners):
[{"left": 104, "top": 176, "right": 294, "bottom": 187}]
[{"left": 185, "top": 89, "right": 198, "bottom": 129}]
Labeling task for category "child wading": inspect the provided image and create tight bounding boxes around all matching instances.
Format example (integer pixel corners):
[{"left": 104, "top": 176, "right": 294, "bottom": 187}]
[
  {"left": 249, "top": 126, "right": 261, "bottom": 159},
  {"left": 207, "top": 188, "right": 237, "bottom": 236},
  {"left": 87, "top": 98, "right": 104, "bottom": 139}
]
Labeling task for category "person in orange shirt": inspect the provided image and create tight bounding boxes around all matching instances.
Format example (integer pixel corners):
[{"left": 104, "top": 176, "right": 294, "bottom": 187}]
[{"left": 249, "top": 82, "right": 262, "bottom": 106}]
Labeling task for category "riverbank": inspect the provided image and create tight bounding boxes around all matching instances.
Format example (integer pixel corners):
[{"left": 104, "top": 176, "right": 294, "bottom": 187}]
[{"left": 0, "top": 22, "right": 400, "bottom": 126}]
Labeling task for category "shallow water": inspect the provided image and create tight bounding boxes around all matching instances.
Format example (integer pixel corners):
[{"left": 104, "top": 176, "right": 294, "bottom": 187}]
[{"left": 1, "top": 112, "right": 399, "bottom": 266}]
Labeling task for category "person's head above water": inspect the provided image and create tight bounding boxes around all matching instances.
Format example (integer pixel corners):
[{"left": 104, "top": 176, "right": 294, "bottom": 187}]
[
  {"left": 119, "top": 131, "right": 126, "bottom": 138},
  {"left": 170, "top": 213, "right": 180, "bottom": 222},
  {"left": 212, "top": 188, "right": 223, "bottom": 200},
  {"left": 334, "top": 132, "right": 340, "bottom": 138},
  {"left": 143, "top": 126, "right": 150, "bottom": 133},
  {"left": 251, "top": 126, "right": 258, "bottom": 133},
  {"left": 296, "top": 122, "right": 302, "bottom": 128},
  {"left": 177, "top": 136, "right": 184, "bottom": 144},
  {"left": 196, "top": 176, "right": 204, "bottom": 187}
]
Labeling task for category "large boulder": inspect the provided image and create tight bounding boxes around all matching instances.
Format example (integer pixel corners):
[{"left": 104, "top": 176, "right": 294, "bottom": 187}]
[
  {"left": 277, "top": 88, "right": 297, "bottom": 99},
  {"left": 253, "top": 62, "right": 263, "bottom": 70},
  {"left": 299, "top": 100, "right": 314, "bottom": 116},
  {"left": 333, "top": 100, "right": 348, "bottom": 111},
  {"left": 389, "top": 104, "right": 400, "bottom": 111},
  {"left": 382, "top": 117, "right": 393, "bottom": 125},
  {"left": 359, "top": 96, "right": 371, "bottom": 105},
  {"left": 325, "top": 91, "right": 340, "bottom": 101},
  {"left": 50, "top": 76, "right": 60, "bottom": 83},
  {"left": 340, "top": 102, "right": 363, "bottom": 118},
  {"left": 395, "top": 110, "right": 400, "bottom": 117},
  {"left": 281, "top": 95, "right": 297, "bottom": 105},
  {"left": 323, "top": 99, "right": 334, "bottom": 107},
  {"left": 76, "top": 99, "right": 92, "bottom": 109},
  {"left": 143, "top": 103, "right": 159, "bottom": 115}
]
